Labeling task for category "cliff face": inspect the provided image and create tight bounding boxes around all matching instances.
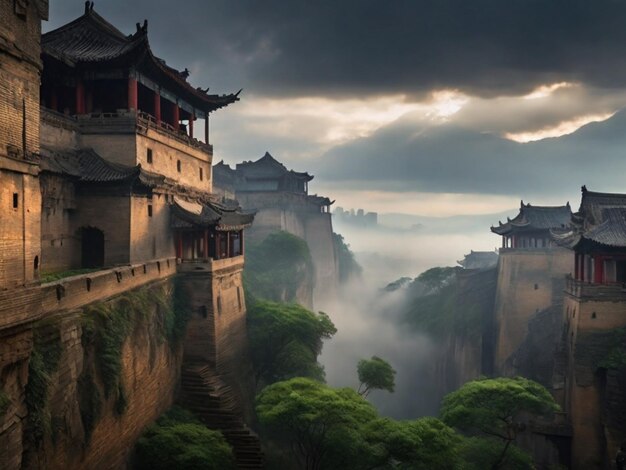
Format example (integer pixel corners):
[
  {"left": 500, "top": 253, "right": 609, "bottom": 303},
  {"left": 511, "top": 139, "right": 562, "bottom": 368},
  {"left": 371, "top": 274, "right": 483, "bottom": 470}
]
[{"left": 0, "top": 280, "right": 184, "bottom": 470}]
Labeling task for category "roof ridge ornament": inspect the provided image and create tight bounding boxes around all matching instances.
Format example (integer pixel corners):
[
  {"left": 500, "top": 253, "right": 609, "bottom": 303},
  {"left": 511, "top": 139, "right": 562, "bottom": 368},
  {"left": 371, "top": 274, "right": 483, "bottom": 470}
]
[
  {"left": 84, "top": 1, "right": 94, "bottom": 14},
  {"left": 582, "top": 185, "right": 588, "bottom": 193},
  {"left": 135, "top": 20, "right": 148, "bottom": 34}
]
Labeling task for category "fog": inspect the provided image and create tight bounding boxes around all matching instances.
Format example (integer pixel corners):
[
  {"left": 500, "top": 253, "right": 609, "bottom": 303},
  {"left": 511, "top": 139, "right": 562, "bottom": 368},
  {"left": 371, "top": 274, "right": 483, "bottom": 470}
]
[{"left": 318, "top": 213, "right": 502, "bottom": 418}]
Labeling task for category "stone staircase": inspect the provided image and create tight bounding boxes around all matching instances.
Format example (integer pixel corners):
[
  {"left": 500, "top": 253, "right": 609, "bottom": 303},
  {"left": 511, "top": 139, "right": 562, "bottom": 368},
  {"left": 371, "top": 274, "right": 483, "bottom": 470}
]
[{"left": 180, "top": 363, "right": 264, "bottom": 469}]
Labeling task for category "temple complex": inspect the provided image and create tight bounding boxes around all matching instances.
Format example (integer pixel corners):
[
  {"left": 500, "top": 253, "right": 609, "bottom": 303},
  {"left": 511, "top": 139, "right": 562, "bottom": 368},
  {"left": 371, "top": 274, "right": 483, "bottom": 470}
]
[
  {"left": 0, "top": 3, "right": 261, "bottom": 468},
  {"left": 37, "top": 2, "right": 252, "bottom": 272},
  {"left": 214, "top": 152, "right": 338, "bottom": 307}
]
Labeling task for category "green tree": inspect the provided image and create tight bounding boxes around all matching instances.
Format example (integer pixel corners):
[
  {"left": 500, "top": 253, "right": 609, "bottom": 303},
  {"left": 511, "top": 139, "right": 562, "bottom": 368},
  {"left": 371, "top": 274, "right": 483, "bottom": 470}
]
[
  {"left": 357, "top": 355, "right": 396, "bottom": 397},
  {"left": 256, "top": 378, "right": 378, "bottom": 470},
  {"left": 244, "top": 231, "right": 315, "bottom": 303},
  {"left": 364, "top": 417, "right": 462, "bottom": 469},
  {"left": 333, "top": 232, "right": 362, "bottom": 283},
  {"left": 247, "top": 301, "right": 336, "bottom": 389},
  {"left": 134, "top": 406, "right": 235, "bottom": 470},
  {"left": 441, "top": 377, "right": 558, "bottom": 469}
]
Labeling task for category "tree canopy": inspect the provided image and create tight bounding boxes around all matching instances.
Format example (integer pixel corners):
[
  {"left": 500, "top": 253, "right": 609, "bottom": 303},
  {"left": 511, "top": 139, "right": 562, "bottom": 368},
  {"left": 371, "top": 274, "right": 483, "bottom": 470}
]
[
  {"left": 247, "top": 301, "right": 336, "bottom": 389},
  {"left": 257, "top": 378, "right": 461, "bottom": 470},
  {"left": 333, "top": 232, "right": 362, "bottom": 283},
  {"left": 357, "top": 355, "right": 396, "bottom": 397},
  {"left": 134, "top": 406, "right": 235, "bottom": 470},
  {"left": 441, "top": 376, "right": 558, "bottom": 469},
  {"left": 244, "top": 231, "right": 315, "bottom": 304}
]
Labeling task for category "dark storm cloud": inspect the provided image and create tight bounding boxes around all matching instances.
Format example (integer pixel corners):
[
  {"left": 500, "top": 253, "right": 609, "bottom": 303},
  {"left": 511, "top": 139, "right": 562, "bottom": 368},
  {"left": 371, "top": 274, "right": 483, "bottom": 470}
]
[
  {"left": 48, "top": 0, "right": 626, "bottom": 97},
  {"left": 313, "top": 109, "right": 626, "bottom": 197}
]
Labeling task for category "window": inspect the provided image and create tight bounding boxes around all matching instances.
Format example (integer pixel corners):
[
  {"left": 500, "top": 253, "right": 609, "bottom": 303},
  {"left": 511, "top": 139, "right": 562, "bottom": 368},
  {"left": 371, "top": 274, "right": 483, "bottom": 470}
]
[
  {"left": 147, "top": 148, "right": 153, "bottom": 164},
  {"left": 177, "top": 160, "right": 181, "bottom": 172},
  {"left": 148, "top": 204, "right": 153, "bottom": 217},
  {"left": 199, "top": 167, "right": 203, "bottom": 181},
  {"left": 12, "top": 193, "right": 18, "bottom": 209}
]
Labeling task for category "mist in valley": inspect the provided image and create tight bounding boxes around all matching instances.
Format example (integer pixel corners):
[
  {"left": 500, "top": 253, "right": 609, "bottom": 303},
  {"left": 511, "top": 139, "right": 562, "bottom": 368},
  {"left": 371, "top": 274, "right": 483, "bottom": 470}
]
[{"left": 318, "top": 214, "right": 501, "bottom": 419}]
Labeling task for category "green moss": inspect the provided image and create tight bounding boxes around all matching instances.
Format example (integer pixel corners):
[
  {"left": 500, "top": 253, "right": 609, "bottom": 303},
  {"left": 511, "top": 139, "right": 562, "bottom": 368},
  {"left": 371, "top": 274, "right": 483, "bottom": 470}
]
[
  {"left": 333, "top": 232, "right": 362, "bottom": 283},
  {"left": 77, "top": 369, "right": 102, "bottom": 444},
  {"left": 40, "top": 268, "right": 100, "bottom": 284},
  {"left": 24, "top": 322, "right": 63, "bottom": 444}
]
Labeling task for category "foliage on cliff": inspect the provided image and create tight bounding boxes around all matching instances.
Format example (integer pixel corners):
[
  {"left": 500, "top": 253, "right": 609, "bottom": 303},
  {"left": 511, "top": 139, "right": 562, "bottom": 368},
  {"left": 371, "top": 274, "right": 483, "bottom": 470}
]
[
  {"left": 24, "top": 321, "right": 62, "bottom": 444},
  {"left": 247, "top": 301, "right": 336, "bottom": 390},
  {"left": 244, "top": 231, "right": 315, "bottom": 304},
  {"left": 332, "top": 232, "right": 362, "bottom": 283},
  {"left": 256, "top": 378, "right": 462, "bottom": 470},
  {"left": 78, "top": 282, "right": 189, "bottom": 438},
  {"left": 134, "top": 406, "right": 235, "bottom": 470},
  {"left": 401, "top": 266, "right": 496, "bottom": 338}
]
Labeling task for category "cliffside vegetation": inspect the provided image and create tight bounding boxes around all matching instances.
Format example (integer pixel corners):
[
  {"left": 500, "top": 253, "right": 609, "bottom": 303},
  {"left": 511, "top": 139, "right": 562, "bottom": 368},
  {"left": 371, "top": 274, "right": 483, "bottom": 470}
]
[
  {"left": 134, "top": 406, "right": 235, "bottom": 470},
  {"left": 78, "top": 282, "right": 190, "bottom": 441},
  {"left": 24, "top": 320, "right": 62, "bottom": 444},
  {"left": 247, "top": 300, "right": 336, "bottom": 390},
  {"left": 244, "top": 231, "right": 315, "bottom": 304},
  {"left": 332, "top": 232, "right": 362, "bottom": 283}
]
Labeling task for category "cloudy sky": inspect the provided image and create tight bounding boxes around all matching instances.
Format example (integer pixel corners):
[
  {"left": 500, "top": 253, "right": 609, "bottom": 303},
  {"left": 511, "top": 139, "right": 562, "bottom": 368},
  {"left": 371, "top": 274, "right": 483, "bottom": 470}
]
[{"left": 46, "top": 1, "right": 626, "bottom": 216}]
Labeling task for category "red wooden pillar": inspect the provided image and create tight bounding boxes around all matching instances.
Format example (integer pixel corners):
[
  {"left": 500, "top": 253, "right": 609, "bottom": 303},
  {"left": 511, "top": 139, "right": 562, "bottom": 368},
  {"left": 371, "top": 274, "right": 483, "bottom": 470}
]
[
  {"left": 172, "top": 104, "right": 180, "bottom": 130},
  {"left": 594, "top": 256, "right": 603, "bottom": 284},
  {"left": 75, "top": 78, "right": 85, "bottom": 114},
  {"left": 154, "top": 91, "right": 161, "bottom": 123},
  {"left": 203, "top": 229, "right": 209, "bottom": 259},
  {"left": 574, "top": 254, "right": 580, "bottom": 280},
  {"left": 226, "top": 232, "right": 231, "bottom": 258},
  {"left": 215, "top": 233, "right": 220, "bottom": 260},
  {"left": 204, "top": 115, "right": 209, "bottom": 144},
  {"left": 189, "top": 114, "right": 194, "bottom": 138},
  {"left": 128, "top": 77, "right": 138, "bottom": 111}
]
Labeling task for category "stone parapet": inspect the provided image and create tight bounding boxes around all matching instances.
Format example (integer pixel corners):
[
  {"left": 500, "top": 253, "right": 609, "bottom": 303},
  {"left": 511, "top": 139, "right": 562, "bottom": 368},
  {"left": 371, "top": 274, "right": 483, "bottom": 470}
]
[
  {"left": 177, "top": 256, "right": 244, "bottom": 275},
  {"left": 0, "top": 257, "right": 177, "bottom": 332},
  {"left": 565, "top": 276, "right": 626, "bottom": 301}
]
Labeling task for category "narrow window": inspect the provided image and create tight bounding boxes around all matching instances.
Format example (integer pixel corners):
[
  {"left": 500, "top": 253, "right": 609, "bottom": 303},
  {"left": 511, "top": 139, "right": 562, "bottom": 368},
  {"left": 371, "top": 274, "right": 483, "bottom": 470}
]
[
  {"left": 199, "top": 167, "right": 203, "bottom": 181},
  {"left": 148, "top": 204, "right": 153, "bottom": 217},
  {"left": 12, "top": 193, "right": 18, "bottom": 209},
  {"left": 147, "top": 148, "right": 153, "bottom": 164},
  {"left": 177, "top": 160, "right": 181, "bottom": 172}
]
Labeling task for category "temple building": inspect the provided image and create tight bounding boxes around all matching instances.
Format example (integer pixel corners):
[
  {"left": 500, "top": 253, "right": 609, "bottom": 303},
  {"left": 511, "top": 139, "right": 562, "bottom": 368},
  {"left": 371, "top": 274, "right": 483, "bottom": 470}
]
[
  {"left": 491, "top": 201, "right": 572, "bottom": 249},
  {"left": 214, "top": 152, "right": 337, "bottom": 307},
  {"left": 37, "top": 2, "right": 252, "bottom": 272},
  {"left": 550, "top": 186, "right": 626, "bottom": 469},
  {"left": 457, "top": 250, "right": 498, "bottom": 270}
]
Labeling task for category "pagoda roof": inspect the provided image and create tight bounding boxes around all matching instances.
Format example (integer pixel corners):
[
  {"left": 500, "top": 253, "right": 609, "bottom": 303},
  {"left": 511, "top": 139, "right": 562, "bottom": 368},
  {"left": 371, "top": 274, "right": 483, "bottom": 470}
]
[
  {"left": 457, "top": 251, "right": 499, "bottom": 269},
  {"left": 235, "top": 152, "right": 314, "bottom": 181},
  {"left": 491, "top": 201, "right": 572, "bottom": 236},
  {"left": 42, "top": 2, "right": 240, "bottom": 114},
  {"left": 171, "top": 197, "right": 255, "bottom": 231},
  {"left": 308, "top": 195, "right": 334, "bottom": 206},
  {"left": 552, "top": 187, "right": 626, "bottom": 250},
  {"left": 40, "top": 147, "right": 164, "bottom": 187}
]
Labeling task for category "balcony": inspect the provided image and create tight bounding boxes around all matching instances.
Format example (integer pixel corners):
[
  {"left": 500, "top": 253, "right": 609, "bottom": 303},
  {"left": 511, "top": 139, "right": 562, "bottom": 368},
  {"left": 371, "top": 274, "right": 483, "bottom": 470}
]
[
  {"left": 565, "top": 275, "right": 626, "bottom": 301},
  {"left": 42, "top": 108, "right": 213, "bottom": 154},
  {"left": 176, "top": 256, "right": 244, "bottom": 274}
]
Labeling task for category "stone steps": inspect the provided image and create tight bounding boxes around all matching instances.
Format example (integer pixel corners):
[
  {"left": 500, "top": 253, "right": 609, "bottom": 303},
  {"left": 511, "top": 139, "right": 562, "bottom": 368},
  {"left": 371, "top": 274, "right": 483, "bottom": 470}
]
[{"left": 180, "top": 362, "right": 264, "bottom": 469}]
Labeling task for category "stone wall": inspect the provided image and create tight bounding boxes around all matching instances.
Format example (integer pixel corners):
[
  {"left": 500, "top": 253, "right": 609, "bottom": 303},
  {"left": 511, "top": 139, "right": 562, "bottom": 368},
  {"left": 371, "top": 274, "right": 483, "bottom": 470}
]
[
  {"left": 129, "top": 194, "right": 175, "bottom": 264},
  {"left": 492, "top": 248, "right": 573, "bottom": 374}
]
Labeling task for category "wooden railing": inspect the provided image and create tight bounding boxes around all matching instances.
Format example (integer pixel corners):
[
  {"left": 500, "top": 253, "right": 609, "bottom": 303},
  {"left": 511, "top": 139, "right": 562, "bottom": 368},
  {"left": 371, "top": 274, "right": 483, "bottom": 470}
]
[{"left": 565, "top": 274, "right": 626, "bottom": 300}]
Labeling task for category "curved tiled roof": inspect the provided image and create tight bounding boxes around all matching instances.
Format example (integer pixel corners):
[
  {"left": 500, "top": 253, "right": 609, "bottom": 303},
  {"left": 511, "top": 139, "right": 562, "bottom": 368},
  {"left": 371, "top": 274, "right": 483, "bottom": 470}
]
[
  {"left": 40, "top": 148, "right": 164, "bottom": 186},
  {"left": 42, "top": 3, "right": 240, "bottom": 113},
  {"left": 552, "top": 187, "right": 626, "bottom": 249},
  {"left": 236, "top": 152, "right": 313, "bottom": 181},
  {"left": 491, "top": 201, "right": 572, "bottom": 235},
  {"left": 171, "top": 198, "right": 255, "bottom": 231}
]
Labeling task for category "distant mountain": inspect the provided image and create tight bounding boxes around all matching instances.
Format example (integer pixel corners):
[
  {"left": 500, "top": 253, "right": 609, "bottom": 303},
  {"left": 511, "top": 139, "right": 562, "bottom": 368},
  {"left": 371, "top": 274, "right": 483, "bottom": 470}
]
[{"left": 314, "top": 108, "right": 626, "bottom": 198}]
